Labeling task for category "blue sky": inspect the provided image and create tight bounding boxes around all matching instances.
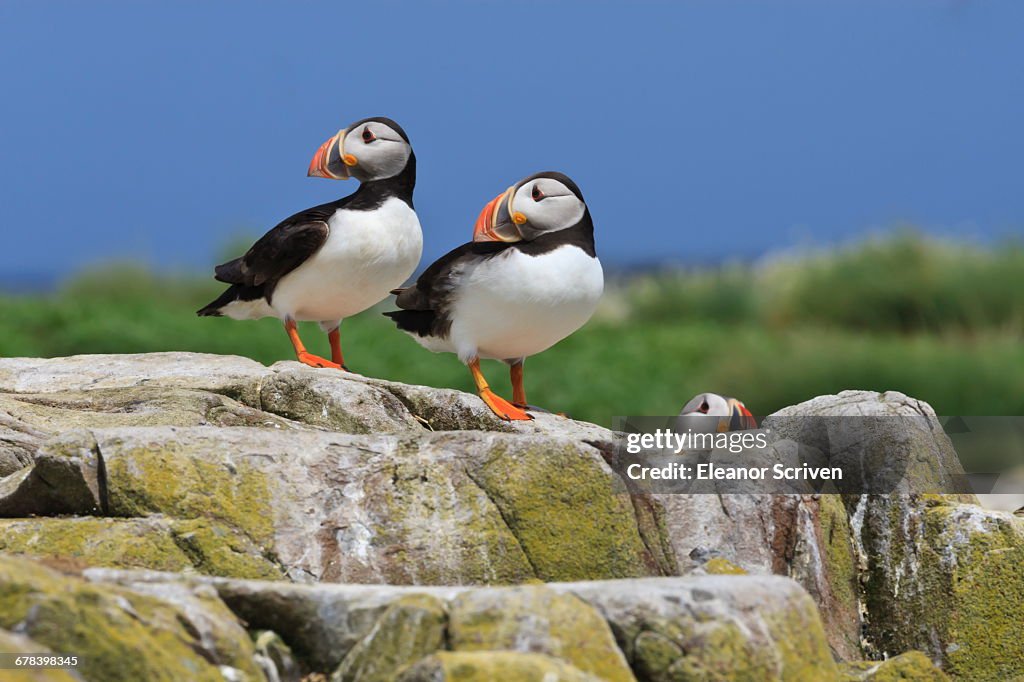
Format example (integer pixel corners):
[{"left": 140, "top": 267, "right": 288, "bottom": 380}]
[{"left": 0, "top": 1, "right": 1021, "bottom": 280}]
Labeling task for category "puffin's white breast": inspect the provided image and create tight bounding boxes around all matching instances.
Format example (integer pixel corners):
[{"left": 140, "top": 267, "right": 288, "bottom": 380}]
[
  {"left": 447, "top": 245, "right": 603, "bottom": 361},
  {"left": 271, "top": 197, "right": 422, "bottom": 322}
]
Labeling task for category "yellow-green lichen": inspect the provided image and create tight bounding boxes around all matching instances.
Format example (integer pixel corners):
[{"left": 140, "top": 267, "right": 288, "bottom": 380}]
[
  {"left": 703, "top": 557, "right": 747, "bottom": 575},
  {"left": 840, "top": 651, "right": 949, "bottom": 681},
  {"left": 0, "top": 517, "right": 192, "bottom": 572},
  {"left": 663, "top": 619, "right": 776, "bottom": 680},
  {"left": 169, "top": 518, "right": 284, "bottom": 580},
  {"left": 618, "top": 581, "right": 837, "bottom": 681},
  {"left": 332, "top": 594, "right": 447, "bottom": 682},
  {"left": 762, "top": 594, "right": 842, "bottom": 681},
  {"left": 104, "top": 442, "right": 275, "bottom": 546},
  {"left": 369, "top": 451, "right": 536, "bottom": 585},
  {"left": 629, "top": 495, "right": 680, "bottom": 576},
  {"left": 932, "top": 508, "right": 1024, "bottom": 680},
  {"left": 0, "top": 556, "right": 260, "bottom": 682},
  {"left": 862, "top": 498, "right": 1024, "bottom": 680},
  {"left": 0, "top": 516, "right": 283, "bottom": 579},
  {"left": 819, "top": 495, "right": 858, "bottom": 611},
  {"left": 397, "top": 651, "right": 601, "bottom": 682},
  {"left": 471, "top": 441, "right": 651, "bottom": 581},
  {"left": 816, "top": 494, "right": 862, "bottom": 659},
  {"left": 447, "top": 585, "right": 634, "bottom": 682}
]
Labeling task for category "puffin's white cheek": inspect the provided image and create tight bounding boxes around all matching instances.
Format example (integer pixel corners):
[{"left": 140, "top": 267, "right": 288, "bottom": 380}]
[
  {"left": 532, "top": 197, "right": 585, "bottom": 232},
  {"left": 358, "top": 142, "right": 410, "bottom": 180}
]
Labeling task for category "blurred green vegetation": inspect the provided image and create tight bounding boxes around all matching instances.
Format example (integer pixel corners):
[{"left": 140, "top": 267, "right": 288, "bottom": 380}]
[{"left": 1, "top": 232, "right": 1021, "bottom": 424}]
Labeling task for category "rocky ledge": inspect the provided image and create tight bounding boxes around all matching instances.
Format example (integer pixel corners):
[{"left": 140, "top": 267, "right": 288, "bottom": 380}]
[{"left": 0, "top": 352, "right": 1020, "bottom": 681}]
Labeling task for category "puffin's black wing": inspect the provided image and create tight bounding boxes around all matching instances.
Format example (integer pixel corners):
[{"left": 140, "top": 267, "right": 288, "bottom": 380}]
[
  {"left": 213, "top": 199, "right": 344, "bottom": 288},
  {"left": 385, "top": 241, "right": 508, "bottom": 337}
]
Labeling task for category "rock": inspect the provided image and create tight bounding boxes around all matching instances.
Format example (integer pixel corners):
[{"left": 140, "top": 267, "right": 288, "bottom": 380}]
[
  {"left": 0, "top": 555, "right": 266, "bottom": 682},
  {"left": 7, "top": 424, "right": 651, "bottom": 585},
  {"left": 840, "top": 651, "right": 949, "bottom": 681},
  {"left": 563, "top": 575, "right": 838, "bottom": 681},
  {"left": 168, "top": 518, "right": 285, "bottom": 580},
  {"left": 447, "top": 585, "right": 634, "bottom": 682},
  {"left": 260, "top": 365, "right": 422, "bottom": 434},
  {"left": 84, "top": 569, "right": 838, "bottom": 681},
  {"left": 0, "top": 353, "right": 271, "bottom": 405},
  {"left": 253, "top": 630, "right": 302, "bottom": 682},
  {"left": 764, "top": 390, "right": 970, "bottom": 496},
  {"left": 0, "top": 353, "right": 618, "bottom": 440},
  {"left": 353, "top": 371, "right": 617, "bottom": 441},
  {"left": 0, "top": 387, "right": 297, "bottom": 434},
  {"left": 0, "top": 354, "right": 1016, "bottom": 679},
  {"left": 332, "top": 594, "right": 447, "bottom": 682},
  {"left": 0, "top": 517, "right": 192, "bottom": 573},
  {"left": 0, "top": 430, "right": 104, "bottom": 517},
  {"left": 397, "top": 651, "right": 602, "bottom": 681},
  {"left": 0, "top": 515, "right": 282, "bottom": 579},
  {"left": 645, "top": 390, "right": 984, "bottom": 662},
  {"left": 858, "top": 498, "right": 1024, "bottom": 680},
  {"left": 0, "top": 411, "right": 45, "bottom": 477}
]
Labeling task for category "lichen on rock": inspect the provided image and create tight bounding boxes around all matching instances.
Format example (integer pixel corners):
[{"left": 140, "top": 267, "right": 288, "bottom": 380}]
[
  {"left": 0, "top": 517, "right": 192, "bottom": 573},
  {"left": 332, "top": 593, "right": 447, "bottom": 682},
  {"left": 0, "top": 556, "right": 264, "bottom": 682},
  {"left": 468, "top": 437, "right": 651, "bottom": 582},
  {"left": 397, "top": 651, "right": 603, "bottom": 682},
  {"left": 840, "top": 651, "right": 949, "bottom": 681},
  {"left": 447, "top": 584, "right": 635, "bottom": 682},
  {"left": 1, "top": 354, "right": 1019, "bottom": 681}
]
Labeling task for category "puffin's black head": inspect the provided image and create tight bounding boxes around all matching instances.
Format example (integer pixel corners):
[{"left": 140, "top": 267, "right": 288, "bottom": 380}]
[
  {"left": 472, "top": 171, "right": 588, "bottom": 244},
  {"left": 308, "top": 116, "right": 413, "bottom": 183}
]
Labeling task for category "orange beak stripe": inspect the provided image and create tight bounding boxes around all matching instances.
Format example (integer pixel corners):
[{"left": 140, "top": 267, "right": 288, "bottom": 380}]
[
  {"left": 473, "top": 186, "right": 522, "bottom": 242},
  {"left": 730, "top": 400, "right": 758, "bottom": 430},
  {"left": 307, "top": 130, "right": 351, "bottom": 179},
  {"left": 473, "top": 189, "right": 507, "bottom": 241}
]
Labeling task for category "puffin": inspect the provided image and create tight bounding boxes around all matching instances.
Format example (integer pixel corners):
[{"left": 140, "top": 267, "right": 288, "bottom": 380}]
[
  {"left": 197, "top": 117, "right": 421, "bottom": 370},
  {"left": 385, "top": 171, "right": 602, "bottom": 420},
  {"left": 679, "top": 393, "right": 757, "bottom": 432}
]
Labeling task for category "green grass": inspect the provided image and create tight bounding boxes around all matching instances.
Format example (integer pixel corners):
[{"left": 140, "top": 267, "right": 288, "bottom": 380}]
[{"left": 1, "top": 232, "right": 1022, "bottom": 425}]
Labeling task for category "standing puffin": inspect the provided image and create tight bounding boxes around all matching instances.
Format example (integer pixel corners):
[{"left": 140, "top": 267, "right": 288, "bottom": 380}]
[
  {"left": 197, "top": 117, "right": 421, "bottom": 370},
  {"left": 385, "top": 171, "right": 602, "bottom": 420},
  {"left": 679, "top": 393, "right": 758, "bottom": 431}
]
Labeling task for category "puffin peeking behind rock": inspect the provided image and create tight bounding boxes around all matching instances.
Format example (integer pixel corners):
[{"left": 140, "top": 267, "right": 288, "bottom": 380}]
[
  {"left": 385, "top": 172, "right": 603, "bottom": 421},
  {"left": 198, "top": 117, "right": 422, "bottom": 370},
  {"left": 679, "top": 393, "right": 757, "bottom": 431}
]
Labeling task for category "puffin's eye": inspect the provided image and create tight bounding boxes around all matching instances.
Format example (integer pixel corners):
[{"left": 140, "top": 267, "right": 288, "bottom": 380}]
[
  {"left": 362, "top": 127, "right": 376, "bottom": 143},
  {"left": 531, "top": 184, "right": 545, "bottom": 202},
  {"left": 698, "top": 401, "right": 710, "bottom": 414}
]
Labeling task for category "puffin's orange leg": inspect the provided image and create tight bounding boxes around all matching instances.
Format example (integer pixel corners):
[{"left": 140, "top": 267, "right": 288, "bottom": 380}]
[
  {"left": 327, "top": 327, "right": 349, "bottom": 370},
  {"left": 469, "top": 358, "right": 532, "bottom": 421},
  {"left": 510, "top": 361, "right": 527, "bottom": 408},
  {"left": 285, "top": 319, "right": 341, "bottom": 370}
]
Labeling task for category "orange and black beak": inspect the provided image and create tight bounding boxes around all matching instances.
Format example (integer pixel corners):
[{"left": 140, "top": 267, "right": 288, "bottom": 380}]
[
  {"left": 473, "top": 185, "right": 526, "bottom": 243},
  {"left": 308, "top": 129, "right": 356, "bottom": 180},
  {"left": 727, "top": 399, "right": 758, "bottom": 431}
]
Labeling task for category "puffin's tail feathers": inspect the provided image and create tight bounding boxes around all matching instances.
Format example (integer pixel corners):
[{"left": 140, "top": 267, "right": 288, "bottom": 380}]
[
  {"left": 197, "top": 284, "right": 265, "bottom": 317},
  {"left": 383, "top": 309, "right": 438, "bottom": 338}
]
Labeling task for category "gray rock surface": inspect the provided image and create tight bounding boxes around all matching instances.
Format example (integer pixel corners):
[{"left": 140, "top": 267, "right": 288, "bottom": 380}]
[
  {"left": 1, "top": 354, "right": 1020, "bottom": 680},
  {"left": 84, "top": 568, "right": 837, "bottom": 680}
]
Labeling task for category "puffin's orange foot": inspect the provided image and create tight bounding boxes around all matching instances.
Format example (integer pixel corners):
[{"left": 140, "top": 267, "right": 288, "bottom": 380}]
[
  {"left": 480, "top": 389, "right": 533, "bottom": 421},
  {"left": 297, "top": 352, "right": 343, "bottom": 370}
]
